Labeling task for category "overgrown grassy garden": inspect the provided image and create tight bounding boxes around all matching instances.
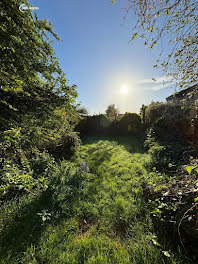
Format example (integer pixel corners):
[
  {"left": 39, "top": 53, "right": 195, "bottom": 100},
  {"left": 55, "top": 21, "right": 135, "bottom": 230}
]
[
  {"left": 0, "top": 138, "right": 192, "bottom": 263},
  {"left": 1, "top": 1, "right": 197, "bottom": 262}
]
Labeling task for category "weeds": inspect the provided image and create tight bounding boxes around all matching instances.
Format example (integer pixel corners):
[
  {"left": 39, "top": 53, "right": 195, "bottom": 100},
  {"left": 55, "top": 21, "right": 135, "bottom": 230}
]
[{"left": 0, "top": 137, "right": 192, "bottom": 263}]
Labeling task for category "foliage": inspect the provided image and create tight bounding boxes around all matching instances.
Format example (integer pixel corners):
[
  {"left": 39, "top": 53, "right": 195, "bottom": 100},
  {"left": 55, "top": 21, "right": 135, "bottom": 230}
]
[
  {"left": 113, "top": 0, "right": 198, "bottom": 89},
  {"left": 146, "top": 138, "right": 167, "bottom": 170},
  {"left": 0, "top": 131, "right": 55, "bottom": 201},
  {"left": 145, "top": 163, "right": 198, "bottom": 260},
  {"left": 139, "top": 104, "right": 147, "bottom": 126},
  {"left": 0, "top": 0, "right": 78, "bottom": 129},
  {"left": 145, "top": 128, "right": 196, "bottom": 171},
  {"left": 0, "top": 0, "right": 79, "bottom": 200},
  {"left": 76, "top": 114, "right": 112, "bottom": 136},
  {"left": 0, "top": 138, "right": 192, "bottom": 263},
  {"left": 76, "top": 113, "right": 144, "bottom": 137},
  {"left": 105, "top": 104, "right": 120, "bottom": 121},
  {"left": 143, "top": 98, "right": 197, "bottom": 171},
  {"left": 145, "top": 100, "right": 191, "bottom": 132},
  {"left": 76, "top": 105, "right": 89, "bottom": 115},
  {"left": 0, "top": 123, "right": 79, "bottom": 201},
  {"left": 118, "top": 113, "right": 143, "bottom": 135},
  {"left": 145, "top": 102, "right": 166, "bottom": 127}
]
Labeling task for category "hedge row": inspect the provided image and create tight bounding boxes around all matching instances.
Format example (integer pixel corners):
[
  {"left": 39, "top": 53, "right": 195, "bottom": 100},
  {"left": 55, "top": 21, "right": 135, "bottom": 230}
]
[{"left": 76, "top": 113, "right": 143, "bottom": 136}]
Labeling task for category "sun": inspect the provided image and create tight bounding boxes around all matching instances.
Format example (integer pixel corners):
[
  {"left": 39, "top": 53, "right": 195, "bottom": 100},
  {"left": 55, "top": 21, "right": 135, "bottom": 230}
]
[{"left": 120, "top": 84, "right": 128, "bottom": 95}]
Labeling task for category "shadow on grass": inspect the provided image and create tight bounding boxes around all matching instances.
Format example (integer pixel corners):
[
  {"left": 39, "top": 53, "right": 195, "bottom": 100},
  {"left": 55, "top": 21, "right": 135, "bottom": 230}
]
[
  {"left": 0, "top": 190, "right": 54, "bottom": 262},
  {"left": 81, "top": 135, "right": 146, "bottom": 154}
]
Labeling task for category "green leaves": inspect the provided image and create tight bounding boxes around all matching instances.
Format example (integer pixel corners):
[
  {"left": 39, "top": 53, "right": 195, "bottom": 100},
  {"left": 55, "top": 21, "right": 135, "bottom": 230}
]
[
  {"left": 0, "top": 0, "right": 78, "bottom": 131},
  {"left": 151, "top": 238, "right": 162, "bottom": 247},
  {"left": 0, "top": 0, "right": 80, "bottom": 202},
  {"left": 186, "top": 165, "right": 198, "bottom": 175},
  {"left": 125, "top": 0, "right": 198, "bottom": 88},
  {"left": 37, "top": 210, "right": 52, "bottom": 223},
  {"left": 186, "top": 166, "right": 193, "bottom": 175},
  {"left": 131, "top": 32, "right": 138, "bottom": 40},
  {"left": 162, "top": 251, "right": 171, "bottom": 257},
  {"left": 151, "top": 238, "right": 171, "bottom": 258},
  {"left": 152, "top": 207, "right": 161, "bottom": 214}
]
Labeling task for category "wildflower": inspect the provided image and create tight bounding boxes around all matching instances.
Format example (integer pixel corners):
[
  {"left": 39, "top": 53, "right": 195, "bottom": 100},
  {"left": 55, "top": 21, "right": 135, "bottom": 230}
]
[
  {"left": 77, "top": 161, "right": 90, "bottom": 173},
  {"left": 80, "top": 161, "right": 87, "bottom": 169}
]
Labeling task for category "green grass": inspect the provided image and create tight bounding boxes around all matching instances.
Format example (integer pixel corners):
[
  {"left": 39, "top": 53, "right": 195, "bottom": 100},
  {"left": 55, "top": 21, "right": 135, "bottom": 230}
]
[{"left": 0, "top": 137, "right": 192, "bottom": 263}]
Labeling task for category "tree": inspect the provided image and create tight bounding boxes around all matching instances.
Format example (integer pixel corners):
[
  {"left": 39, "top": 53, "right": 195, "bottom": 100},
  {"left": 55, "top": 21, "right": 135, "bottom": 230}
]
[
  {"left": 113, "top": 0, "right": 198, "bottom": 89},
  {"left": 76, "top": 105, "right": 89, "bottom": 116},
  {"left": 140, "top": 104, "right": 147, "bottom": 126},
  {"left": 0, "top": 0, "right": 78, "bottom": 130},
  {"left": 105, "top": 104, "right": 120, "bottom": 120},
  {"left": 0, "top": 0, "right": 79, "bottom": 198},
  {"left": 0, "top": 0, "right": 79, "bottom": 150}
]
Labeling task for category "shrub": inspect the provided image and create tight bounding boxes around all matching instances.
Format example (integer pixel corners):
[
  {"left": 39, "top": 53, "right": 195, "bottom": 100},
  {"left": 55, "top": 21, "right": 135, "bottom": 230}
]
[
  {"left": 76, "top": 114, "right": 112, "bottom": 136},
  {"left": 145, "top": 101, "right": 190, "bottom": 129},
  {"left": 118, "top": 113, "right": 142, "bottom": 135},
  {"left": 76, "top": 113, "right": 145, "bottom": 137},
  {"left": 145, "top": 102, "right": 166, "bottom": 127},
  {"left": 0, "top": 129, "right": 56, "bottom": 201},
  {"left": 30, "top": 151, "right": 56, "bottom": 179},
  {"left": 47, "top": 131, "right": 81, "bottom": 159},
  {"left": 145, "top": 129, "right": 196, "bottom": 171},
  {"left": 0, "top": 161, "right": 49, "bottom": 202}
]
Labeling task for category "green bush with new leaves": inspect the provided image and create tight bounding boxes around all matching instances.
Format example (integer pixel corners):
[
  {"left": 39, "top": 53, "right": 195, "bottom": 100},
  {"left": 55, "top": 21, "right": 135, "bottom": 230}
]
[{"left": 0, "top": 0, "right": 79, "bottom": 200}]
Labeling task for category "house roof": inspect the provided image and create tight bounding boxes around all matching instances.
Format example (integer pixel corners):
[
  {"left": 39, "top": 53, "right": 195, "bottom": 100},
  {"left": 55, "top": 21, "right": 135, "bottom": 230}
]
[{"left": 166, "top": 84, "right": 198, "bottom": 101}]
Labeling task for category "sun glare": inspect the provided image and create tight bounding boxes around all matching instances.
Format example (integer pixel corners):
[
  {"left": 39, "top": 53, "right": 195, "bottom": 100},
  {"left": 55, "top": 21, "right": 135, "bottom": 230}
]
[{"left": 120, "top": 84, "right": 128, "bottom": 95}]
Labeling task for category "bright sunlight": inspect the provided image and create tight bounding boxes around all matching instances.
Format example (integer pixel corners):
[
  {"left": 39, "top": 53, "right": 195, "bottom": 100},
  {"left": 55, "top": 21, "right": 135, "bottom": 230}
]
[{"left": 120, "top": 84, "right": 128, "bottom": 95}]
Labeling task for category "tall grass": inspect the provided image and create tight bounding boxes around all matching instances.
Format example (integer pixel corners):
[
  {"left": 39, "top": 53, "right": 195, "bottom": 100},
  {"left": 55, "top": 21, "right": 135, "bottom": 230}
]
[{"left": 0, "top": 138, "right": 192, "bottom": 263}]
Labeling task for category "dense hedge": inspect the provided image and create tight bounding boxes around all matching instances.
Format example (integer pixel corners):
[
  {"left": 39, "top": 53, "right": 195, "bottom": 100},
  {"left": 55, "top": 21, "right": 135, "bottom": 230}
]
[
  {"left": 118, "top": 113, "right": 143, "bottom": 135},
  {"left": 144, "top": 99, "right": 198, "bottom": 171},
  {"left": 144, "top": 100, "right": 195, "bottom": 141},
  {"left": 145, "top": 101, "right": 190, "bottom": 128},
  {"left": 76, "top": 113, "right": 143, "bottom": 137}
]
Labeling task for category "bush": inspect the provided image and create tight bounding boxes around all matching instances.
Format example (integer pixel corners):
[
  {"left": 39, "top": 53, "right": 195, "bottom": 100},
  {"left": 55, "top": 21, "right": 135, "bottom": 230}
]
[
  {"left": 76, "top": 113, "right": 145, "bottom": 137},
  {"left": 145, "top": 102, "right": 166, "bottom": 127},
  {"left": 76, "top": 114, "right": 112, "bottom": 136},
  {"left": 145, "top": 101, "right": 190, "bottom": 129},
  {"left": 47, "top": 131, "right": 81, "bottom": 159},
  {"left": 0, "top": 129, "right": 56, "bottom": 201},
  {"left": 118, "top": 113, "right": 142, "bottom": 135},
  {"left": 145, "top": 129, "right": 196, "bottom": 171},
  {"left": 0, "top": 160, "right": 49, "bottom": 203}
]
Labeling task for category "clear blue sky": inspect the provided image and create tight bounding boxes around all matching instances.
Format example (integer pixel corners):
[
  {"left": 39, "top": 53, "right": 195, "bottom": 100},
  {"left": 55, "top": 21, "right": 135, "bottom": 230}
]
[{"left": 30, "top": 0, "right": 174, "bottom": 114}]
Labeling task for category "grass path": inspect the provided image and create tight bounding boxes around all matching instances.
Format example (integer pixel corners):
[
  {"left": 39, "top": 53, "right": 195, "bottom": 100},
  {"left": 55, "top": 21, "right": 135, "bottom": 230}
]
[{"left": 0, "top": 137, "right": 191, "bottom": 263}]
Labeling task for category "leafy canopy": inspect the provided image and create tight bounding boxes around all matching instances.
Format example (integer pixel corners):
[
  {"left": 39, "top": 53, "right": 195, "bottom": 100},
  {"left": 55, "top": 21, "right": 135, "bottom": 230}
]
[
  {"left": 0, "top": 0, "right": 78, "bottom": 129},
  {"left": 105, "top": 104, "right": 120, "bottom": 120}
]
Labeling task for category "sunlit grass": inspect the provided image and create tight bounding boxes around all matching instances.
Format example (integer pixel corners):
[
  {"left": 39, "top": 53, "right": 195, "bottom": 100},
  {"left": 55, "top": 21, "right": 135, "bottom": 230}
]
[{"left": 0, "top": 138, "right": 192, "bottom": 263}]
